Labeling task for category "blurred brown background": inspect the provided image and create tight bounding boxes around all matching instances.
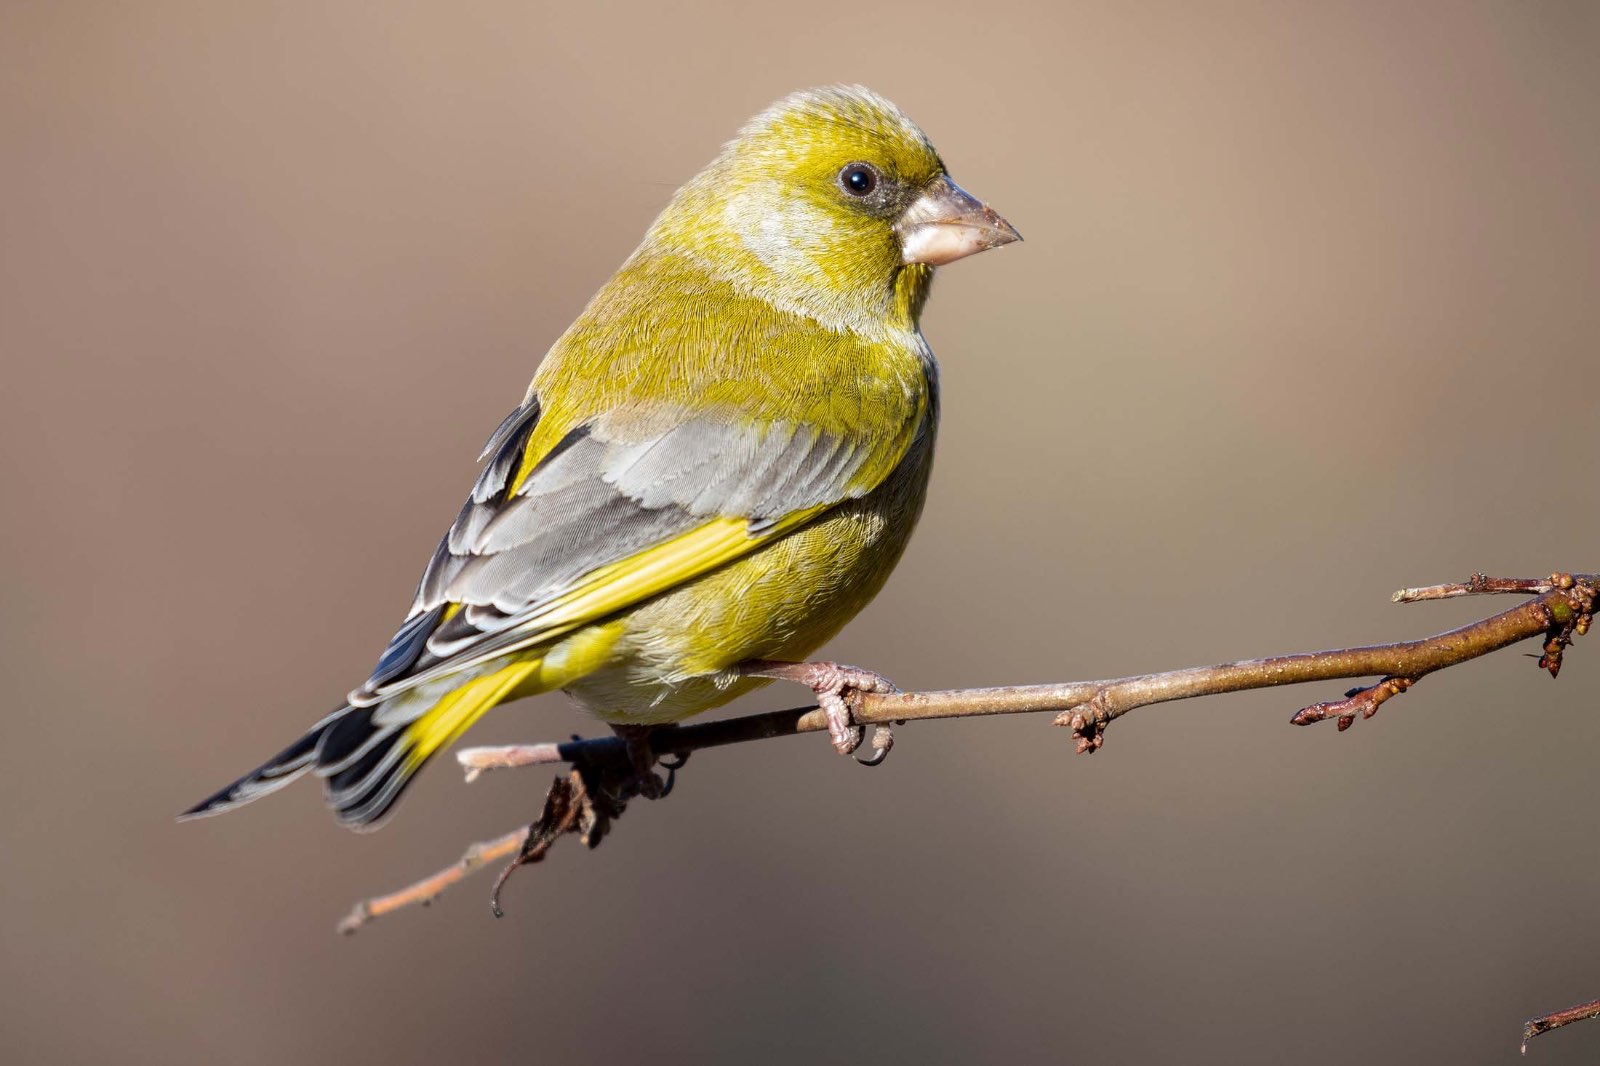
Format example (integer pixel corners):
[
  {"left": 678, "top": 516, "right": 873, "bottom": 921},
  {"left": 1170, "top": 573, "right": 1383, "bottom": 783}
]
[{"left": 3, "top": 1, "right": 1598, "bottom": 1063}]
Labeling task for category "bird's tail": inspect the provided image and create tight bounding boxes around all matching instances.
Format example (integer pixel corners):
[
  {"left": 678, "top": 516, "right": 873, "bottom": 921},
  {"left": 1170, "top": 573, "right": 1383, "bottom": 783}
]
[
  {"left": 177, "top": 708, "right": 342, "bottom": 820},
  {"left": 179, "top": 657, "right": 545, "bottom": 830}
]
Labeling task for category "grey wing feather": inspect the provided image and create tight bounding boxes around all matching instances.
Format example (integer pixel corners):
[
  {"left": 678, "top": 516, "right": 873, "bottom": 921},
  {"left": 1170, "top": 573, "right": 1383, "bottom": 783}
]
[
  {"left": 350, "top": 402, "right": 881, "bottom": 705},
  {"left": 604, "top": 417, "right": 869, "bottom": 518}
]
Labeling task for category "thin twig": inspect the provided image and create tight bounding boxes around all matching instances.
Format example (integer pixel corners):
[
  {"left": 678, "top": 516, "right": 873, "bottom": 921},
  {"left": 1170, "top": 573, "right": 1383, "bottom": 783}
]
[
  {"left": 1393, "top": 572, "right": 1563, "bottom": 603},
  {"left": 1290, "top": 675, "right": 1414, "bottom": 732},
  {"left": 337, "top": 827, "right": 528, "bottom": 934},
  {"left": 459, "top": 743, "right": 565, "bottom": 782},
  {"left": 1524, "top": 997, "right": 1600, "bottom": 1053}
]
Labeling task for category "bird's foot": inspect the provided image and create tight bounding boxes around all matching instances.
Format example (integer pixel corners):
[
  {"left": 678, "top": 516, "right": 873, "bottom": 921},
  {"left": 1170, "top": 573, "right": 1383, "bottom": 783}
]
[
  {"left": 739, "top": 659, "right": 899, "bottom": 759},
  {"left": 607, "top": 724, "right": 686, "bottom": 799}
]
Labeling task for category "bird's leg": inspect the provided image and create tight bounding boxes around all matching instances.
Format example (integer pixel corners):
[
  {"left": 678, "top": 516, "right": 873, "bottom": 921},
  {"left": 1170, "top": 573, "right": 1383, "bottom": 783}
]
[
  {"left": 738, "top": 660, "right": 898, "bottom": 756},
  {"left": 607, "top": 724, "right": 669, "bottom": 800}
]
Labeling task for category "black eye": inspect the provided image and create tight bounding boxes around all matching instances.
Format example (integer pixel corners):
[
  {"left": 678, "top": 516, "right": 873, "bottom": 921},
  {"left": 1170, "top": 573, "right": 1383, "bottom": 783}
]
[{"left": 840, "top": 162, "right": 878, "bottom": 197}]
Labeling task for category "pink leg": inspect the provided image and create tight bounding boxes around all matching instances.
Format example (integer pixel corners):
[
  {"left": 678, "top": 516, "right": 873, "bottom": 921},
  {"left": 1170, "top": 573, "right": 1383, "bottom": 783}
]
[{"left": 739, "top": 660, "right": 898, "bottom": 755}]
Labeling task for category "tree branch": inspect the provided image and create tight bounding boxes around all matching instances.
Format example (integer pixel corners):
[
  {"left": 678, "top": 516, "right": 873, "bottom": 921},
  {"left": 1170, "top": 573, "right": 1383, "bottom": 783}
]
[
  {"left": 442, "top": 571, "right": 1593, "bottom": 772},
  {"left": 336, "top": 828, "right": 527, "bottom": 934},
  {"left": 1392, "top": 572, "right": 1566, "bottom": 603},
  {"left": 1524, "top": 996, "right": 1600, "bottom": 1053},
  {"left": 339, "top": 570, "right": 1597, "bottom": 1051}
]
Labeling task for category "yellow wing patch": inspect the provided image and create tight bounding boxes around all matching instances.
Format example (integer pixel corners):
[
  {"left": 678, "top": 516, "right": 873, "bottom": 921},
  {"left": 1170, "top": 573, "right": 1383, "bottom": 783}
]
[
  {"left": 399, "top": 506, "right": 828, "bottom": 693},
  {"left": 507, "top": 507, "right": 827, "bottom": 649}
]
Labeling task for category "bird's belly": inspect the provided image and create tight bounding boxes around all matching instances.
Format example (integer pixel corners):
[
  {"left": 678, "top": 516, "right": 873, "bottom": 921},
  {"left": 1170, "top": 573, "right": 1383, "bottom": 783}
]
[{"left": 563, "top": 450, "right": 932, "bottom": 724}]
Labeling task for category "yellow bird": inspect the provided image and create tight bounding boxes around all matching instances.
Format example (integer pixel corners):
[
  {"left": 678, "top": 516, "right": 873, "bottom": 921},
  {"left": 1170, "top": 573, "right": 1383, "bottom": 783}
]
[{"left": 181, "top": 85, "right": 1019, "bottom": 829}]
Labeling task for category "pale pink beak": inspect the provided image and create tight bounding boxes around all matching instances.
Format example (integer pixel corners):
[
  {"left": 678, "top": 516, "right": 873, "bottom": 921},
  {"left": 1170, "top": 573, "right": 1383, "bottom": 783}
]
[{"left": 895, "top": 176, "right": 1021, "bottom": 266}]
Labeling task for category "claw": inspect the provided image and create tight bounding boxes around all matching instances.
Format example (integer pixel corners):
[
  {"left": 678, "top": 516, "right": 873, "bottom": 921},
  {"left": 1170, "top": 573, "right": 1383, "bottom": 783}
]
[{"left": 658, "top": 751, "right": 687, "bottom": 796}]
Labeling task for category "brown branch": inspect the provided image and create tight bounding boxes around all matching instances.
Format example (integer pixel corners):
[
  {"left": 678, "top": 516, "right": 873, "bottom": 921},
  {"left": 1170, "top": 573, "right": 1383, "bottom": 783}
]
[
  {"left": 459, "top": 743, "right": 565, "bottom": 782},
  {"left": 1392, "top": 572, "right": 1563, "bottom": 603},
  {"left": 1524, "top": 996, "right": 1600, "bottom": 1053},
  {"left": 1290, "top": 675, "right": 1414, "bottom": 731},
  {"left": 341, "top": 572, "right": 1596, "bottom": 976},
  {"left": 445, "top": 570, "right": 1592, "bottom": 769},
  {"left": 337, "top": 827, "right": 527, "bottom": 934}
]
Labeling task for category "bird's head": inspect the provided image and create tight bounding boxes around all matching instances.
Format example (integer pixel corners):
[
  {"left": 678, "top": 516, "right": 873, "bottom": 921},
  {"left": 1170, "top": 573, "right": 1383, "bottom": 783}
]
[{"left": 646, "top": 85, "right": 1020, "bottom": 333}]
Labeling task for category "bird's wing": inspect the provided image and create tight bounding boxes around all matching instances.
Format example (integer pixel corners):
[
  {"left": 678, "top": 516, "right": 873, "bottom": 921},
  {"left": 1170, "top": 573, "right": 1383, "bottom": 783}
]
[{"left": 351, "top": 390, "right": 926, "bottom": 705}]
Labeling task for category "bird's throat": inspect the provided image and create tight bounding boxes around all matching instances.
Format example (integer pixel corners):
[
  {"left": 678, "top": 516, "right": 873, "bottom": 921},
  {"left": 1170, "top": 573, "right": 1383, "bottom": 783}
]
[{"left": 892, "top": 262, "right": 934, "bottom": 332}]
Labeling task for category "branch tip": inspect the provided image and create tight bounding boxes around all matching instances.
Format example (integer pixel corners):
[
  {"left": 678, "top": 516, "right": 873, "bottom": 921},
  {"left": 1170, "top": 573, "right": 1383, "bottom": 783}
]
[
  {"left": 1292, "top": 675, "right": 1414, "bottom": 730},
  {"left": 457, "top": 742, "right": 567, "bottom": 780},
  {"left": 337, "top": 827, "right": 529, "bottom": 935},
  {"left": 1523, "top": 996, "right": 1600, "bottom": 1053},
  {"left": 1392, "top": 572, "right": 1564, "bottom": 604}
]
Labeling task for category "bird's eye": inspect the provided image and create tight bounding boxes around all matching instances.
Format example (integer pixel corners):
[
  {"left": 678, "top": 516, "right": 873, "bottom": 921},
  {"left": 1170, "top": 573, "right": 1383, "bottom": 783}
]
[{"left": 839, "top": 163, "right": 879, "bottom": 197}]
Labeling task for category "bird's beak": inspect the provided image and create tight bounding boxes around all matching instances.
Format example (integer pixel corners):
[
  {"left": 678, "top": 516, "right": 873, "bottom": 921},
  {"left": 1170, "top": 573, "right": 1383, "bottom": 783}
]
[{"left": 895, "top": 176, "right": 1021, "bottom": 266}]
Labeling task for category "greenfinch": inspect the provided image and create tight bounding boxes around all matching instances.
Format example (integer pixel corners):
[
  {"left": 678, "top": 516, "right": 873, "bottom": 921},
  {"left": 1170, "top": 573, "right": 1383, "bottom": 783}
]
[{"left": 182, "top": 85, "right": 1019, "bottom": 829}]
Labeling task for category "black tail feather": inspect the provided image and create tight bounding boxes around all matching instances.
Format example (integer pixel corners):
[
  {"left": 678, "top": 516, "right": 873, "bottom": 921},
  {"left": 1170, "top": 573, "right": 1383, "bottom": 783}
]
[{"left": 177, "top": 708, "right": 343, "bottom": 821}]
